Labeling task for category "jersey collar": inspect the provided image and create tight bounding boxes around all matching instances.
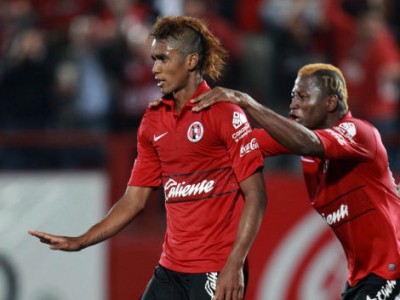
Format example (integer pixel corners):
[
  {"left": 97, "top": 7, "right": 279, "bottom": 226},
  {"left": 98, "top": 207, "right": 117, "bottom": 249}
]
[{"left": 161, "top": 80, "right": 211, "bottom": 109}]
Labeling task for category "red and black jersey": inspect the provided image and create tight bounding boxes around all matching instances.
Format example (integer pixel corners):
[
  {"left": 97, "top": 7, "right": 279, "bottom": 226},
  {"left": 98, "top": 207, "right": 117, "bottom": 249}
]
[
  {"left": 128, "top": 81, "right": 264, "bottom": 273},
  {"left": 254, "top": 112, "right": 400, "bottom": 286}
]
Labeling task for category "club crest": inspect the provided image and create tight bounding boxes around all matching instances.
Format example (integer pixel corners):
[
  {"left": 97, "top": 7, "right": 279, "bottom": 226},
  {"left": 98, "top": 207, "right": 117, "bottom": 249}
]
[{"left": 187, "top": 121, "right": 204, "bottom": 142}]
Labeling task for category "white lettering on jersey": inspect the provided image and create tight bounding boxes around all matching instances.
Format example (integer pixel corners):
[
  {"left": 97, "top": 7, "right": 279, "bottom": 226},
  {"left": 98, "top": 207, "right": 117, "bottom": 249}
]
[
  {"left": 232, "top": 111, "right": 247, "bottom": 129},
  {"left": 205, "top": 272, "right": 218, "bottom": 298},
  {"left": 321, "top": 204, "right": 349, "bottom": 226},
  {"left": 240, "top": 138, "right": 259, "bottom": 157},
  {"left": 300, "top": 156, "right": 316, "bottom": 163},
  {"left": 164, "top": 178, "right": 215, "bottom": 201},
  {"left": 335, "top": 122, "right": 356, "bottom": 144},
  {"left": 366, "top": 280, "right": 397, "bottom": 300},
  {"left": 232, "top": 123, "right": 251, "bottom": 142},
  {"left": 325, "top": 129, "right": 347, "bottom": 145}
]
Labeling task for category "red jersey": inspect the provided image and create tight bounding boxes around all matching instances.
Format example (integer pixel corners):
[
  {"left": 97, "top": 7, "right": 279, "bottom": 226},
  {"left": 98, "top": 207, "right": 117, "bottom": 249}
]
[
  {"left": 254, "top": 112, "right": 400, "bottom": 286},
  {"left": 128, "top": 81, "right": 264, "bottom": 273}
]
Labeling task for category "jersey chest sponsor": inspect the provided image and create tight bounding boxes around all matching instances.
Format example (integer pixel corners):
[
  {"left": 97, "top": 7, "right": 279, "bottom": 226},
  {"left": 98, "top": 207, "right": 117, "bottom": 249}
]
[
  {"left": 164, "top": 178, "right": 215, "bottom": 201},
  {"left": 314, "top": 185, "right": 375, "bottom": 228},
  {"left": 162, "top": 168, "right": 238, "bottom": 203}
]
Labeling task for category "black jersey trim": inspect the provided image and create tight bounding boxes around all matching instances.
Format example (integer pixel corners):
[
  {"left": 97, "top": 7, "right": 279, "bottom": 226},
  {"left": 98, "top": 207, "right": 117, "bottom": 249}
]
[
  {"left": 165, "top": 189, "right": 238, "bottom": 204},
  {"left": 162, "top": 167, "right": 231, "bottom": 178}
]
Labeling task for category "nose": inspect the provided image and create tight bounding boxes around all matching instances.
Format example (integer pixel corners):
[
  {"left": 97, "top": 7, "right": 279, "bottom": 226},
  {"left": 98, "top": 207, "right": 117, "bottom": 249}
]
[
  {"left": 152, "top": 60, "right": 160, "bottom": 74},
  {"left": 289, "top": 98, "right": 298, "bottom": 110}
]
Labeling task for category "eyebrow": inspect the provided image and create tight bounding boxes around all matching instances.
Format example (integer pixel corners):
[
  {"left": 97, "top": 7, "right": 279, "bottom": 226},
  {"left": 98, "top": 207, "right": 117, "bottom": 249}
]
[{"left": 151, "top": 53, "right": 167, "bottom": 60}]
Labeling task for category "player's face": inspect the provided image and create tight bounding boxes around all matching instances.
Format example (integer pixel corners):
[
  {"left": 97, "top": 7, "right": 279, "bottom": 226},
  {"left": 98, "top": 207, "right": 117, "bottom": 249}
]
[
  {"left": 151, "top": 38, "right": 190, "bottom": 95},
  {"left": 289, "top": 75, "right": 330, "bottom": 129}
]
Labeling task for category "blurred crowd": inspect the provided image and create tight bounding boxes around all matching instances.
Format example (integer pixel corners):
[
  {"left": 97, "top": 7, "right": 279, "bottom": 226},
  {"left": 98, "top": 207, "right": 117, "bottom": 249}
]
[{"left": 0, "top": 0, "right": 399, "bottom": 171}]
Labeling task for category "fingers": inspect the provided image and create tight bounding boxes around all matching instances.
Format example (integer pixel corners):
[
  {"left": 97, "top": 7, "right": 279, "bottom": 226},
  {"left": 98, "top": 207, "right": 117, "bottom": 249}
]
[
  {"left": 213, "top": 287, "right": 243, "bottom": 300},
  {"left": 191, "top": 90, "right": 220, "bottom": 112},
  {"left": 148, "top": 98, "right": 162, "bottom": 108},
  {"left": 28, "top": 230, "right": 62, "bottom": 248},
  {"left": 213, "top": 279, "right": 244, "bottom": 300},
  {"left": 192, "top": 87, "right": 240, "bottom": 112},
  {"left": 28, "top": 230, "right": 51, "bottom": 240}
]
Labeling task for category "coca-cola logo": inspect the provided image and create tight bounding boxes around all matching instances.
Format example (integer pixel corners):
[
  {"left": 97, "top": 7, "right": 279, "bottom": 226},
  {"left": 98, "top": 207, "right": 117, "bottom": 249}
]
[
  {"left": 240, "top": 138, "right": 259, "bottom": 157},
  {"left": 257, "top": 212, "right": 347, "bottom": 300},
  {"left": 164, "top": 178, "right": 215, "bottom": 201}
]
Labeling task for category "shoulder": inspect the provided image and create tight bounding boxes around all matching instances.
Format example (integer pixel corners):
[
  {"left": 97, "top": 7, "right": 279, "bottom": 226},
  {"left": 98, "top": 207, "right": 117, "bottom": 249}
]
[
  {"left": 142, "top": 102, "right": 168, "bottom": 120},
  {"left": 335, "top": 116, "right": 377, "bottom": 140},
  {"left": 316, "top": 115, "right": 379, "bottom": 153},
  {"left": 211, "top": 101, "right": 243, "bottom": 111},
  {"left": 207, "top": 101, "right": 247, "bottom": 121}
]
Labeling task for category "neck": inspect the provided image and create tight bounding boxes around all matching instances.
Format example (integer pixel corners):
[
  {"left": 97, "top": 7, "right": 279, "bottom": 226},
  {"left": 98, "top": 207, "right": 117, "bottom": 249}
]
[
  {"left": 173, "top": 74, "right": 203, "bottom": 113},
  {"left": 323, "top": 110, "right": 347, "bottom": 129}
]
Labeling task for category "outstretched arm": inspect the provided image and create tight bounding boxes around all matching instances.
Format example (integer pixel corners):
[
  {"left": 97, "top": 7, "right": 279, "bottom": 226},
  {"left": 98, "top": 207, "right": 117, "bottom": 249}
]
[
  {"left": 192, "top": 87, "right": 324, "bottom": 157},
  {"left": 214, "top": 170, "right": 267, "bottom": 300},
  {"left": 28, "top": 186, "right": 153, "bottom": 251}
]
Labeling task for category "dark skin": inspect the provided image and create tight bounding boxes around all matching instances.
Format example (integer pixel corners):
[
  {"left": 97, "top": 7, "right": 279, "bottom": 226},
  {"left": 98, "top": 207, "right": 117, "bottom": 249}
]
[
  {"left": 191, "top": 75, "right": 346, "bottom": 158},
  {"left": 29, "top": 36, "right": 267, "bottom": 300}
]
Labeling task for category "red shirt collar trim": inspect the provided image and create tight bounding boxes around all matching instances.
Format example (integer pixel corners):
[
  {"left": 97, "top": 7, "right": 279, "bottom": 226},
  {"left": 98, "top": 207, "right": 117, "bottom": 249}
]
[{"left": 161, "top": 80, "right": 211, "bottom": 108}]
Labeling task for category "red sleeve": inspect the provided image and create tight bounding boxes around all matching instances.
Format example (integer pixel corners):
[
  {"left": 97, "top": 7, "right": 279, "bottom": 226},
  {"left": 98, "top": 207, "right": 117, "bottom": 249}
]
[
  {"left": 315, "top": 120, "right": 377, "bottom": 161},
  {"left": 127, "top": 111, "right": 161, "bottom": 187},
  {"left": 252, "top": 128, "right": 291, "bottom": 157},
  {"left": 212, "top": 103, "right": 264, "bottom": 183}
]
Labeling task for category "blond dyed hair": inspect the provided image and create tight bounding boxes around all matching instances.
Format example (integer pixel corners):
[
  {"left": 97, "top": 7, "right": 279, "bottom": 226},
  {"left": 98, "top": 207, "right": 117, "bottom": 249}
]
[{"left": 298, "top": 63, "right": 349, "bottom": 112}]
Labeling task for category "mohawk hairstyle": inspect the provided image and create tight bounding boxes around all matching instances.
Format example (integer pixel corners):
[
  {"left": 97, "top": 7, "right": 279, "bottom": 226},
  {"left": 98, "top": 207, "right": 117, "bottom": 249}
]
[
  {"left": 150, "top": 16, "right": 228, "bottom": 81},
  {"left": 298, "top": 63, "right": 349, "bottom": 112}
]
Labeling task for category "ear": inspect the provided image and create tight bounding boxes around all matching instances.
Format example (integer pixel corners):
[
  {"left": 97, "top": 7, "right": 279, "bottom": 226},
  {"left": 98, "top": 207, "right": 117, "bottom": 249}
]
[
  {"left": 327, "top": 94, "right": 339, "bottom": 112},
  {"left": 187, "top": 53, "right": 200, "bottom": 71}
]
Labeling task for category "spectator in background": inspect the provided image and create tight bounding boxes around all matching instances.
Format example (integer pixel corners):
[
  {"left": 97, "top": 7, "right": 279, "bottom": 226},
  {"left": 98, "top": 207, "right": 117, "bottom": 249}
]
[
  {"left": 183, "top": 0, "right": 243, "bottom": 89},
  {"left": 153, "top": 0, "right": 183, "bottom": 16},
  {"left": 259, "top": 0, "right": 326, "bottom": 115},
  {"left": 0, "top": 0, "right": 36, "bottom": 73},
  {"left": 97, "top": 0, "right": 159, "bottom": 129},
  {"left": 29, "top": 0, "right": 98, "bottom": 31},
  {"left": 257, "top": 0, "right": 327, "bottom": 170},
  {"left": 54, "top": 15, "right": 113, "bottom": 130},
  {"left": 0, "top": 27, "right": 55, "bottom": 129},
  {"left": 0, "top": 27, "right": 58, "bottom": 168},
  {"left": 384, "top": 0, "right": 400, "bottom": 43},
  {"left": 184, "top": 0, "right": 272, "bottom": 107}
]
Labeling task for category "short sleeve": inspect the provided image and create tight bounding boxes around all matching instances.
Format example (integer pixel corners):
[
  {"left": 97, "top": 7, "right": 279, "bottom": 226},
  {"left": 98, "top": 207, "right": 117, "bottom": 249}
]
[
  {"left": 315, "top": 120, "right": 377, "bottom": 161},
  {"left": 252, "top": 128, "right": 291, "bottom": 157},
  {"left": 212, "top": 103, "right": 264, "bottom": 182},
  {"left": 127, "top": 113, "right": 162, "bottom": 187}
]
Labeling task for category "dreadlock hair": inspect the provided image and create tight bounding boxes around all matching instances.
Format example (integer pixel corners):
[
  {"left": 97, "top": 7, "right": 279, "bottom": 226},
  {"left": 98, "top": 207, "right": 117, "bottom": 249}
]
[
  {"left": 150, "top": 16, "right": 228, "bottom": 81},
  {"left": 298, "top": 63, "right": 349, "bottom": 113}
]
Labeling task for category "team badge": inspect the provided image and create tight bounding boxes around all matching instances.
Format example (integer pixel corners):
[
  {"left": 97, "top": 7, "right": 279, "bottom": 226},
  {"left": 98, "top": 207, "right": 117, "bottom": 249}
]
[
  {"left": 232, "top": 111, "right": 247, "bottom": 129},
  {"left": 338, "top": 122, "right": 356, "bottom": 137},
  {"left": 187, "top": 121, "right": 204, "bottom": 142}
]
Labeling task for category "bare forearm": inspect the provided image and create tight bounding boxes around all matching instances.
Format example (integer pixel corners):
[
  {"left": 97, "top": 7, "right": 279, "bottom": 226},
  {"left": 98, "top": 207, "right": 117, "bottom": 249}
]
[
  {"left": 78, "top": 187, "right": 151, "bottom": 249},
  {"left": 192, "top": 88, "right": 323, "bottom": 157},
  {"left": 29, "top": 186, "right": 152, "bottom": 251},
  {"left": 228, "top": 172, "right": 266, "bottom": 266},
  {"left": 244, "top": 96, "right": 323, "bottom": 157},
  {"left": 228, "top": 199, "right": 265, "bottom": 266},
  {"left": 78, "top": 209, "right": 134, "bottom": 249}
]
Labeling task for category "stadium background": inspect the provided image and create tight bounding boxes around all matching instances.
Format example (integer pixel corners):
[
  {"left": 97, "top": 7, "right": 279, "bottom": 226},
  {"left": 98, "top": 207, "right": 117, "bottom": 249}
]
[{"left": 0, "top": 0, "right": 399, "bottom": 299}]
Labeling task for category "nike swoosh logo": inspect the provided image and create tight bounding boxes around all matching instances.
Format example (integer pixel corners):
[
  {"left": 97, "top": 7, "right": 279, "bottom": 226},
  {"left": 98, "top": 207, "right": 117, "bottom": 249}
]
[{"left": 154, "top": 132, "right": 168, "bottom": 142}]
